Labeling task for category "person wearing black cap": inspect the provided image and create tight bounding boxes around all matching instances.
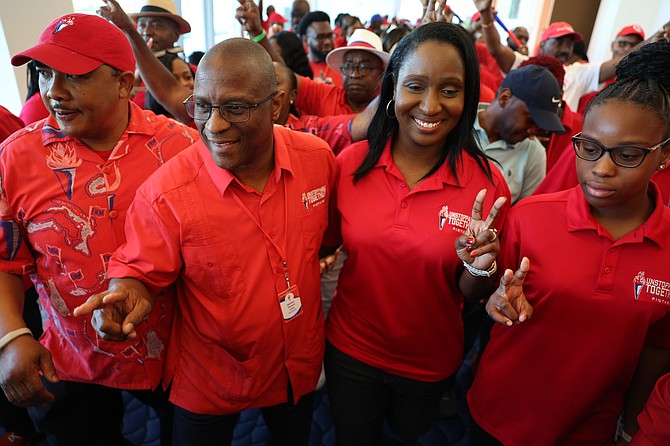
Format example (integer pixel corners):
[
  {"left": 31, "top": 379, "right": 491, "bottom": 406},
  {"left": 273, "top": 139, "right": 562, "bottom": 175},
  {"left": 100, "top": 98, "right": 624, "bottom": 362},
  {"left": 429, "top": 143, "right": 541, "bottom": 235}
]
[{"left": 474, "top": 64, "right": 564, "bottom": 203}]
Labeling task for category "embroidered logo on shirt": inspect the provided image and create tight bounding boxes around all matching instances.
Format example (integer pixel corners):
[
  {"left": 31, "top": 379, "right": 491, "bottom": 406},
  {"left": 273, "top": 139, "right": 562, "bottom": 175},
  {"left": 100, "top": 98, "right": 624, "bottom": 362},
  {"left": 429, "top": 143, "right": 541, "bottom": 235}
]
[
  {"left": 301, "top": 185, "right": 327, "bottom": 211},
  {"left": 633, "top": 271, "right": 670, "bottom": 306},
  {"left": 46, "top": 143, "right": 82, "bottom": 200},
  {"left": 438, "top": 205, "right": 471, "bottom": 232}
]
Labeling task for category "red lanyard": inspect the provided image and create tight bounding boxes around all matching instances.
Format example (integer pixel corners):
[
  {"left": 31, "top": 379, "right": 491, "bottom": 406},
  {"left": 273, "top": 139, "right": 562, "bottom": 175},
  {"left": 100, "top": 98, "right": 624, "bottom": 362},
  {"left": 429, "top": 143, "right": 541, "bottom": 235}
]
[{"left": 230, "top": 177, "right": 292, "bottom": 289}]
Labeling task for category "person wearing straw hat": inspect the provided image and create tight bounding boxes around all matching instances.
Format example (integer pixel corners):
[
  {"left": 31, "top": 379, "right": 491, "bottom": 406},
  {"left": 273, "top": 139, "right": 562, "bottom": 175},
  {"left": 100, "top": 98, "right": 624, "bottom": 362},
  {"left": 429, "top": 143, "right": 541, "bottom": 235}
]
[
  {"left": 127, "top": 0, "right": 193, "bottom": 117},
  {"left": 129, "top": 0, "right": 191, "bottom": 53},
  {"left": 294, "top": 28, "right": 389, "bottom": 117}
]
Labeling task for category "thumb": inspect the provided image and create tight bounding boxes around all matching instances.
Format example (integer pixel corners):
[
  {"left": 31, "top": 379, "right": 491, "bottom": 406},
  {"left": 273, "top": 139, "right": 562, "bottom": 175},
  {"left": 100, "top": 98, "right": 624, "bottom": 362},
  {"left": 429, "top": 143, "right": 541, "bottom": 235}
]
[
  {"left": 73, "top": 291, "right": 107, "bottom": 317},
  {"left": 39, "top": 354, "right": 59, "bottom": 384},
  {"left": 121, "top": 302, "right": 152, "bottom": 337}
]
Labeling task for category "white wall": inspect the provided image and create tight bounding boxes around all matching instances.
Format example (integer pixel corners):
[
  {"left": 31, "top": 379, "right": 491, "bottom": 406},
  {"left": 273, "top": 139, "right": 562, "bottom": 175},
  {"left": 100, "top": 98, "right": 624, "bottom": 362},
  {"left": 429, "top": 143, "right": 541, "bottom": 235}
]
[
  {"left": 0, "top": 0, "right": 73, "bottom": 115},
  {"left": 589, "top": 0, "right": 670, "bottom": 63}
]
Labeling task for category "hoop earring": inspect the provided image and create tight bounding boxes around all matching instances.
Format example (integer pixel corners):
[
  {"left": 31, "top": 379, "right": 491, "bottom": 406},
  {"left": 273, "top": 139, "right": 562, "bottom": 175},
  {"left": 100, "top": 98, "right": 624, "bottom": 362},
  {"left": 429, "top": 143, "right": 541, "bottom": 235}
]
[{"left": 385, "top": 99, "right": 396, "bottom": 119}]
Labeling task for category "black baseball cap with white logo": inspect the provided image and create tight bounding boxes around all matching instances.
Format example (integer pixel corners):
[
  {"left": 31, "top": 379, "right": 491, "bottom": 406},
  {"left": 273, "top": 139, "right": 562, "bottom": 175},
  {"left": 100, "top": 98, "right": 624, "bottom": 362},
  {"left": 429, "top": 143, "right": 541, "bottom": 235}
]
[{"left": 501, "top": 65, "right": 565, "bottom": 134}]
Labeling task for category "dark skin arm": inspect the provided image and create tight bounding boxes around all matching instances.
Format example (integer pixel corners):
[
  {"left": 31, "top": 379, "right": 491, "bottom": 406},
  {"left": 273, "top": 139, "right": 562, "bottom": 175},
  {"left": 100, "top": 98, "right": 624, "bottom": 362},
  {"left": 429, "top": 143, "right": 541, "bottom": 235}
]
[
  {"left": 235, "top": 0, "right": 285, "bottom": 65},
  {"left": 98, "top": 0, "right": 192, "bottom": 122}
]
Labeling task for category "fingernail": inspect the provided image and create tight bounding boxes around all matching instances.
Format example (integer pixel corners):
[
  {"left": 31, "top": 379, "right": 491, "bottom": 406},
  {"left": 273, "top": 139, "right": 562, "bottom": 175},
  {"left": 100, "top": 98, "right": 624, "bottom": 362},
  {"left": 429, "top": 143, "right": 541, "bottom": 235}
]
[
  {"left": 466, "top": 246, "right": 472, "bottom": 252},
  {"left": 471, "top": 250, "right": 478, "bottom": 257},
  {"left": 466, "top": 237, "right": 475, "bottom": 245}
]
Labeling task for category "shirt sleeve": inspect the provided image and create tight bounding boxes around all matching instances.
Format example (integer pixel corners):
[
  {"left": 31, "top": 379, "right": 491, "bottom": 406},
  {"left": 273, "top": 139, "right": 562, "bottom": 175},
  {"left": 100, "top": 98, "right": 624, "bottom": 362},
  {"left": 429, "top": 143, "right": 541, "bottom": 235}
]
[
  {"left": 563, "top": 62, "right": 603, "bottom": 111},
  {"left": 295, "top": 76, "right": 339, "bottom": 117},
  {"left": 108, "top": 189, "right": 182, "bottom": 294},
  {"left": 632, "top": 373, "right": 670, "bottom": 445}
]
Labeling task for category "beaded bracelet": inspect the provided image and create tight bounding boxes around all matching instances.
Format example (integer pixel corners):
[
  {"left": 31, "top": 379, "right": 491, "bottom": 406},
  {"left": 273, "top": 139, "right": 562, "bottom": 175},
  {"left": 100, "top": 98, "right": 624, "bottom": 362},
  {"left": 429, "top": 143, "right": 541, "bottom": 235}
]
[{"left": 463, "top": 260, "right": 497, "bottom": 277}]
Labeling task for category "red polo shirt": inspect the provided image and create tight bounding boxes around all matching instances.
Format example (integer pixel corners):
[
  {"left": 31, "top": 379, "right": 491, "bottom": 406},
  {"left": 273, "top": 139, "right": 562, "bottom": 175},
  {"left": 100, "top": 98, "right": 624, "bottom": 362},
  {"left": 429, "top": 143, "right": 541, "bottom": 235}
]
[
  {"left": 19, "top": 93, "right": 49, "bottom": 126},
  {"left": 0, "top": 106, "right": 24, "bottom": 142},
  {"left": 545, "top": 103, "right": 583, "bottom": 173},
  {"left": 468, "top": 185, "right": 670, "bottom": 445},
  {"left": 295, "top": 76, "right": 353, "bottom": 117},
  {"left": 0, "top": 102, "right": 198, "bottom": 389},
  {"left": 108, "top": 125, "right": 337, "bottom": 414},
  {"left": 633, "top": 373, "right": 670, "bottom": 445},
  {"left": 325, "top": 141, "right": 510, "bottom": 381},
  {"left": 309, "top": 61, "right": 343, "bottom": 87},
  {"left": 286, "top": 113, "right": 354, "bottom": 155}
]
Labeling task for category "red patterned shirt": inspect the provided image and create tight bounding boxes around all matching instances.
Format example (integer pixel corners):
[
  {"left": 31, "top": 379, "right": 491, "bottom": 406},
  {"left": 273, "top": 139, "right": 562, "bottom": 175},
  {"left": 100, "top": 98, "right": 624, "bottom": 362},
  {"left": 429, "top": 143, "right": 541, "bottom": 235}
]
[{"left": 0, "top": 102, "right": 198, "bottom": 390}]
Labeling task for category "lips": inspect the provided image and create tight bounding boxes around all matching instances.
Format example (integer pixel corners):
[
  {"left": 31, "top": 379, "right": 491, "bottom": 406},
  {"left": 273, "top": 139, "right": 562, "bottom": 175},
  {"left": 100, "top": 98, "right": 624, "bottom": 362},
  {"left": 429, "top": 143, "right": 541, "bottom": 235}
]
[
  {"left": 584, "top": 181, "right": 616, "bottom": 198},
  {"left": 413, "top": 117, "right": 443, "bottom": 130},
  {"left": 52, "top": 108, "right": 78, "bottom": 122}
]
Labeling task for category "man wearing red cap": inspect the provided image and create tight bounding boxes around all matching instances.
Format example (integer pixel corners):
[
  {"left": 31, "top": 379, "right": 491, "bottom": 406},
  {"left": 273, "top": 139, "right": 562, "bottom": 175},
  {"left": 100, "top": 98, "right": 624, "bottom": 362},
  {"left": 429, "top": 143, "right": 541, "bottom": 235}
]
[
  {"left": 0, "top": 13, "right": 197, "bottom": 445},
  {"left": 473, "top": 0, "right": 642, "bottom": 110},
  {"left": 612, "top": 24, "right": 645, "bottom": 59}
]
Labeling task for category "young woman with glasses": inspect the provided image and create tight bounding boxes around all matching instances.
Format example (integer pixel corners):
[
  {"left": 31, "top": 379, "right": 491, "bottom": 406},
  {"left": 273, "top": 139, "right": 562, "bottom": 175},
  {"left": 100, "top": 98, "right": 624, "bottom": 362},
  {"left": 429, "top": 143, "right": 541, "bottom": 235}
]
[{"left": 467, "top": 75, "right": 670, "bottom": 445}]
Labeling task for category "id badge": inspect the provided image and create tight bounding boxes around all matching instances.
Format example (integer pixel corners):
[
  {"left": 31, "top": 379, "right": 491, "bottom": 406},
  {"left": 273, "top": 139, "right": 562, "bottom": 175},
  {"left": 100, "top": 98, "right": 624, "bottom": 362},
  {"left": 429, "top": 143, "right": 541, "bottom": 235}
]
[{"left": 278, "top": 285, "right": 303, "bottom": 322}]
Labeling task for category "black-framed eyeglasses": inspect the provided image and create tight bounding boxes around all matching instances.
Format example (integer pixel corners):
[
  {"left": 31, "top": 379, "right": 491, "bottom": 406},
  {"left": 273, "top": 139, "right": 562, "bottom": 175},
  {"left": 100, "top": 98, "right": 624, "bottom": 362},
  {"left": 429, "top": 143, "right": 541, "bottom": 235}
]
[
  {"left": 308, "top": 32, "right": 335, "bottom": 41},
  {"left": 339, "top": 63, "right": 380, "bottom": 77},
  {"left": 183, "top": 91, "right": 277, "bottom": 123},
  {"left": 571, "top": 132, "right": 670, "bottom": 168}
]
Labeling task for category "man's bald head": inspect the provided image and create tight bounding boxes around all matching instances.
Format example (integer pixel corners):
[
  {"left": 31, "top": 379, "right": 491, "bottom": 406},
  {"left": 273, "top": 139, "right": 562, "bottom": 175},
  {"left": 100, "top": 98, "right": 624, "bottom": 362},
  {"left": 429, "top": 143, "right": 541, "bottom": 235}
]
[{"left": 197, "top": 38, "right": 276, "bottom": 92}]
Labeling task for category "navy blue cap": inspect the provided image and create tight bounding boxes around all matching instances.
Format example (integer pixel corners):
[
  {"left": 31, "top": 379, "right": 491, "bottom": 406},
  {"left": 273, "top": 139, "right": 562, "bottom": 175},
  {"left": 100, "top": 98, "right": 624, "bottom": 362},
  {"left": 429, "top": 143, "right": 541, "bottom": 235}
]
[{"left": 501, "top": 65, "right": 565, "bottom": 134}]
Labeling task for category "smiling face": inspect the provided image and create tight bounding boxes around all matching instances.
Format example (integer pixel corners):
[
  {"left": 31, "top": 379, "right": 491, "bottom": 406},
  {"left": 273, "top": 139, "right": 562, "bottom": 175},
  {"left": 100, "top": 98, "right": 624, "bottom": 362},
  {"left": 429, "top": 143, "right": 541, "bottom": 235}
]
[
  {"left": 170, "top": 57, "right": 194, "bottom": 90},
  {"left": 194, "top": 49, "right": 281, "bottom": 174},
  {"left": 494, "top": 89, "right": 540, "bottom": 144},
  {"left": 392, "top": 40, "right": 465, "bottom": 156},
  {"left": 38, "top": 63, "right": 133, "bottom": 151},
  {"left": 577, "top": 99, "right": 670, "bottom": 213}
]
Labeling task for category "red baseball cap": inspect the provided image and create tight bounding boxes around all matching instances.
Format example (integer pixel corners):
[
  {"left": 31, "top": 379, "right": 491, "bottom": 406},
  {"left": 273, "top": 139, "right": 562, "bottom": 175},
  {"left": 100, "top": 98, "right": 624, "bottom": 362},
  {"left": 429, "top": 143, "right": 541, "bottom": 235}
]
[
  {"left": 541, "top": 22, "right": 582, "bottom": 42},
  {"left": 11, "top": 13, "right": 135, "bottom": 76},
  {"left": 617, "top": 24, "right": 645, "bottom": 40},
  {"left": 267, "top": 12, "right": 288, "bottom": 25}
]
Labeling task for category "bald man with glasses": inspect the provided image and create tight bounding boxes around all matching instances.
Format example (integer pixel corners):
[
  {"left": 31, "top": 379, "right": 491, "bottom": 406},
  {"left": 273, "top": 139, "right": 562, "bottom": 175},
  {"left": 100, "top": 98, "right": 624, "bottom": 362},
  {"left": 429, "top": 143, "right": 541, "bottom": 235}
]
[{"left": 76, "top": 38, "right": 338, "bottom": 445}]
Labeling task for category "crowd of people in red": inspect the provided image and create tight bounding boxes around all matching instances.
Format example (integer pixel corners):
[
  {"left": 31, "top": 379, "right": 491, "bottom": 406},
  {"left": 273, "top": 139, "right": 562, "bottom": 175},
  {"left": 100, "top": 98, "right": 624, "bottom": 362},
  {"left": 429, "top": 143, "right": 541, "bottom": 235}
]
[{"left": 0, "top": 1, "right": 669, "bottom": 445}]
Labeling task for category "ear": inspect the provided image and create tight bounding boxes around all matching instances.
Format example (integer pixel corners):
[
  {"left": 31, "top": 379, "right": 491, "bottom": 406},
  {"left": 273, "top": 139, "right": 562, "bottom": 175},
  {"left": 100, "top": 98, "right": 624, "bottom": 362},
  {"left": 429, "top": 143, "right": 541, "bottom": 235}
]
[
  {"left": 302, "top": 34, "right": 309, "bottom": 47},
  {"left": 117, "top": 71, "right": 136, "bottom": 99},
  {"left": 538, "top": 40, "right": 546, "bottom": 55},
  {"left": 289, "top": 87, "right": 297, "bottom": 105},
  {"left": 271, "top": 90, "right": 285, "bottom": 122},
  {"left": 658, "top": 144, "right": 670, "bottom": 170},
  {"left": 497, "top": 88, "right": 512, "bottom": 107}
]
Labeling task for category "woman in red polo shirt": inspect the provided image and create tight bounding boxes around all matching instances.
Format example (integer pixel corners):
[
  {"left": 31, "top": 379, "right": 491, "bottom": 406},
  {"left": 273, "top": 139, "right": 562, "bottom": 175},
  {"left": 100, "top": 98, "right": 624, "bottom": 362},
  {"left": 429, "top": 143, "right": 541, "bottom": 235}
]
[
  {"left": 469, "top": 76, "right": 670, "bottom": 445},
  {"left": 322, "top": 22, "right": 510, "bottom": 444}
]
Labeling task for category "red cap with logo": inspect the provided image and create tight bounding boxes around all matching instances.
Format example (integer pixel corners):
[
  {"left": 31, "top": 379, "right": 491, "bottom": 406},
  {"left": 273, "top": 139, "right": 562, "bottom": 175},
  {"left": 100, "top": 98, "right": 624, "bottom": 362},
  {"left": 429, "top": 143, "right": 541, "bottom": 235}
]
[
  {"left": 617, "top": 24, "right": 645, "bottom": 40},
  {"left": 541, "top": 21, "right": 582, "bottom": 42},
  {"left": 11, "top": 13, "right": 135, "bottom": 75}
]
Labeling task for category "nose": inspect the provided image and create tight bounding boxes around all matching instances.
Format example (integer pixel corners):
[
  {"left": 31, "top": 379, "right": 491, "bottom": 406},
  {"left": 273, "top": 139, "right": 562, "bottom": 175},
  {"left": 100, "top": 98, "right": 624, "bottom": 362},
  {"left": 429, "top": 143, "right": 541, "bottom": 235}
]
[
  {"left": 205, "top": 108, "right": 232, "bottom": 135},
  {"left": 591, "top": 151, "right": 617, "bottom": 177},
  {"left": 45, "top": 72, "right": 68, "bottom": 102},
  {"left": 419, "top": 90, "right": 441, "bottom": 116}
]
